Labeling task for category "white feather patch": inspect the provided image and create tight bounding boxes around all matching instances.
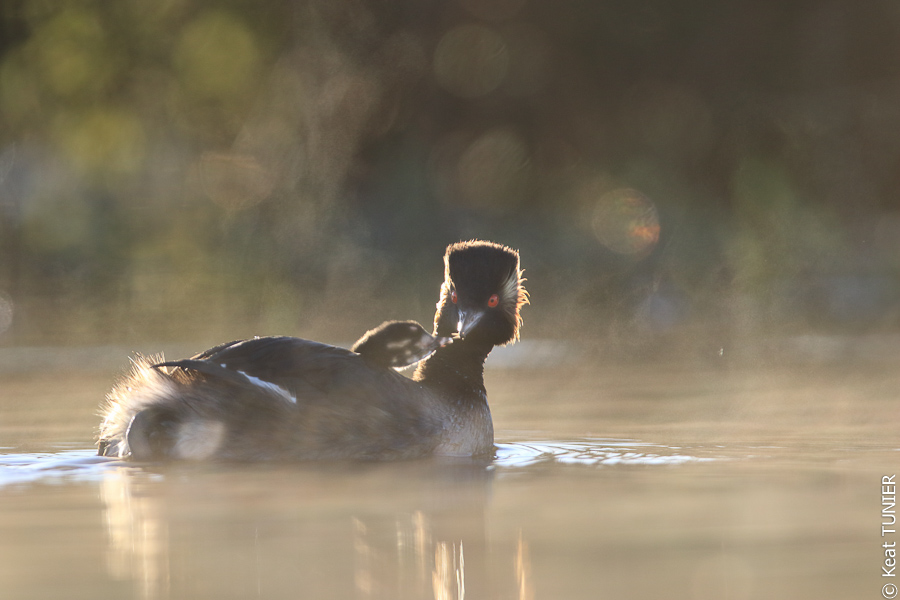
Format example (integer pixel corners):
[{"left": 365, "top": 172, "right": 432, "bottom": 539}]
[
  {"left": 237, "top": 370, "right": 296, "bottom": 404},
  {"left": 501, "top": 268, "right": 521, "bottom": 306},
  {"left": 173, "top": 420, "right": 226, "bottom": 460}
]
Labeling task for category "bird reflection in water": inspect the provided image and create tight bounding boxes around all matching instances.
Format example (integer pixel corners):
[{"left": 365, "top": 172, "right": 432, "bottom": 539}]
[
  {"left": 432, "top": 540, "right": 464, "bottom": 600},
  {"left": 98, "top": 461, "right": 533, "bottom": 600},
  {"left": 515, "top": 531, "right": 533, "bottom": 600},
  {"left": 352, "top": 510, "right": 468, "bottom": 599},
  {"left": 102, "top": 469, "right": 171, "bottom": 600}
]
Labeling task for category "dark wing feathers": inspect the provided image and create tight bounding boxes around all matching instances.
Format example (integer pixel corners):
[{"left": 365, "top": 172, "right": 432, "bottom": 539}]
[
  {"left": 181, "top": 336, "right": 366, "bottom": 396},
  {"left": 152, "top": 359, "right": 246, "bottom": 384},
  {"left": 148, "top": 337, "right": 443, "bottom": 459}
]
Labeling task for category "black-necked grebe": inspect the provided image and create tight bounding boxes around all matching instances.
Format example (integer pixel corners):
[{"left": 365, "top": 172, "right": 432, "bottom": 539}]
[{"left": 97, "top": 240, "right": 527, "bottom": 461}]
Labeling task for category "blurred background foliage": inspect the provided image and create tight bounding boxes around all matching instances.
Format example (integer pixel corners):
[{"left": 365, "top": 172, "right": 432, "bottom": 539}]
[{"left": 0, "top": 0, "right": 898, "bottom": 357}]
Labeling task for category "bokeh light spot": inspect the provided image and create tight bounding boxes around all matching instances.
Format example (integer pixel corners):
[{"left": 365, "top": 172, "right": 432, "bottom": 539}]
[
  {"left": 175, "top": 11, "right": 261, "bottom": 100},
  {"left": 190, "top": 152, "right": 274, "bottom": 211},
  {"left": 456, "top": 129, "right": 530, "bottom": 213},
  {"left": 592, "top": 188, "right": 661, "bottom": 256},
  {"left": 0, "top": 52, "right": 42, "bottom": 125},
  {"left": 55, "top": 108, "right": 145, "bottom": 177},
  {"left": 30, "top": 8, "right": 118, "bottom": 99},
  {"left": 434, "top": 24, "right": 508, "bottom": 98}
]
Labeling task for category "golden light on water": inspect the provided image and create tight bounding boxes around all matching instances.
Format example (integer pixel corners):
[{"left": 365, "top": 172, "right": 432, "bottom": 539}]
[{"left": 592, "top": 188, "right": 661, "bottom": 256}]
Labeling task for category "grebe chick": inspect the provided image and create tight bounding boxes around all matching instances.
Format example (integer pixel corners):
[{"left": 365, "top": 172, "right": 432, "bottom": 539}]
[
  {"left": 351, "top": 320, "right": 452, "bottom": 370},
  {"left": 97, "top": 240, "right": 527, "bottom": 462}
]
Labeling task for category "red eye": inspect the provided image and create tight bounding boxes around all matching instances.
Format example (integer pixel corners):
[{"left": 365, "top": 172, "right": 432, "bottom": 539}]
[
  {"left": 450, "top": 290, "right": 458, "bottom": 304},
  {"left": 488, "top": 294, "right": 499, "bottom": 308}
]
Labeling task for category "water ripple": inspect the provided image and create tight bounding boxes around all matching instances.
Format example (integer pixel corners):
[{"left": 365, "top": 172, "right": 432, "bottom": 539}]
[
  {"left": 494, "top": 439, "right": 719, "bottom": 468},
  {"left": 0, "top": 439, "right": 719, "bottom": 487},
  {"left": 0, "top": 450, "right": 124, "bottom": 487}
]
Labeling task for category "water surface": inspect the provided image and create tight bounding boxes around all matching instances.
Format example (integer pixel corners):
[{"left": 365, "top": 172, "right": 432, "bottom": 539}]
[{"left": 0, "top": 359, "right": 896, "bottom": 599}]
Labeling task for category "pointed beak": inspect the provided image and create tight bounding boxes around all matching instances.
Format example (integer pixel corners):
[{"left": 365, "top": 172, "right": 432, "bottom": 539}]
[
  {"left": 456, "top": 309, "right": 483, "bottom": 339},
  {"left": 422, "top": 333, "right": 453, "bottom": 353}
]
